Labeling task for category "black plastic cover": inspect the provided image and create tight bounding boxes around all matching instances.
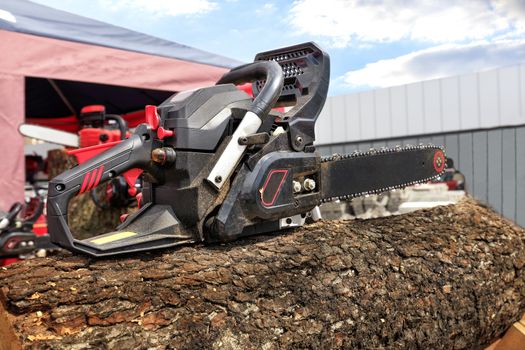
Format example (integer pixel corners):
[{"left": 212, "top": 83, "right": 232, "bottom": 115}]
[
  {"left": 159, "top": 84, "right": 252, "bottom": 151},
  {"left": 253, "top": 42, "right": 330, "bottom": 150}
]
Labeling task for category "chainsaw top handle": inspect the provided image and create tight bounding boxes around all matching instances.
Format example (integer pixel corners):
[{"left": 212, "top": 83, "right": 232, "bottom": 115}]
[
  {"left": 0, "top": 202, "right": 23, "bottom": 231},
  {"left": 105, "top": 114, "right": 128, "bottom": 140},
  {"left": 216, "top": 60, "right": 283, "bottom": 120}
]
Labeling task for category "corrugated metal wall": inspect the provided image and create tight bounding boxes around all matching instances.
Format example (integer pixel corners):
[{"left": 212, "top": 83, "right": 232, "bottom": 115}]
[
  {"left": 315, "top": 63, "right": 525, "bottom": 145},
  {"left": 316, "top": 126, "right": 525, "bottom": 227}
]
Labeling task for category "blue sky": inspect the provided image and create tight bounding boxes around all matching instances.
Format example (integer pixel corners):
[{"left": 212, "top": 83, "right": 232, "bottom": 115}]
[{"left": 31, "top": 0, "right": 525, "bottom": 96}]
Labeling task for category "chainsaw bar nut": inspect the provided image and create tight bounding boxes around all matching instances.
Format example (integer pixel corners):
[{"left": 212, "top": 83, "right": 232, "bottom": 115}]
[
  {"left": 293, "top": 180, "right": 302, "bottom": 193},
  {"left": 151, "top": 147, "right": 176, "bottom": 165},
  {"left": 303, "top": 178, "right": 316, "bottom": 191}
]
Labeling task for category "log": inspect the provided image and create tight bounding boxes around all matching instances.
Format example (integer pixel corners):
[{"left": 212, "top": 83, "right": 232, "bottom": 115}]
[{"left": 1, "top": 199, "right": 524, "bottom": 349}]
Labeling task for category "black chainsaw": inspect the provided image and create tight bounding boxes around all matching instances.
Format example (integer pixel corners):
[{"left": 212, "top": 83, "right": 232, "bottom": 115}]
[{"left": 47, "top": 42, "right": 446, "bottom": 257}]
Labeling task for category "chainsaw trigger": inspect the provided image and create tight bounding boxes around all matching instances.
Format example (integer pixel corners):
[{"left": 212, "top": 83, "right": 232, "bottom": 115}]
[{"left": 122, "top": 168, "right": 143, "bottom": 193}]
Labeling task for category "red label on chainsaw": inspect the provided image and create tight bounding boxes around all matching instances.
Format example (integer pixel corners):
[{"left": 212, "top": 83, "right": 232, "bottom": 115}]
[{"left": 260, "top": 169, "right": 288, "bottom": 207}]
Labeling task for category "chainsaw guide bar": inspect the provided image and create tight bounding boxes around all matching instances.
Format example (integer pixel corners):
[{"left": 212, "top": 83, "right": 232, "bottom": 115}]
[{"left": 319, "top": 144, "right": 446, "bottom": 203}]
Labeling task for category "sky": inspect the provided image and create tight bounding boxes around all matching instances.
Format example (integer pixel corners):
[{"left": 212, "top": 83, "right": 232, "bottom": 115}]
[{"left": 30, "top": 0, "right": 525, "bottom": 96}]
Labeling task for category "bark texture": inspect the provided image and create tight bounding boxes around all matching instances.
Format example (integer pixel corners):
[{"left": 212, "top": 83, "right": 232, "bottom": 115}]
[
  {"left": 1, "top": 199, "right": 524, "bottom": 349},
  {"left": 47, "top": 149, "right": 126, "bottom": 239}
]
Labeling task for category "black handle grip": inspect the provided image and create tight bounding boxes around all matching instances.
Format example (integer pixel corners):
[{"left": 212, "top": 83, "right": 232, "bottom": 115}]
[
  {"left": 5, "top": 202, "right": 23, "bottom": 224},
  {"left": 47, "top": 127, "right": 154, "bottom": 250},
  {"left": 216, "top": 60, "right": 284, "bottom": 119},
  {"left": 106, "top": 114, "right": 128, "bottom": 140}
]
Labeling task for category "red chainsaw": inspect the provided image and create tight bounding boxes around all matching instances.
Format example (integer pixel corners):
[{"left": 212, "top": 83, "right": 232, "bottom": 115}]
[{"left": 19, "top": 105, "right": 138, "bottom": 208}]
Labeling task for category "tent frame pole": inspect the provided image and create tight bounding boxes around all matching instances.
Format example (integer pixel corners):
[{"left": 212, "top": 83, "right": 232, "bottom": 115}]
[{"left": 47, "top": 79, "right": 76, "bottom": 116}]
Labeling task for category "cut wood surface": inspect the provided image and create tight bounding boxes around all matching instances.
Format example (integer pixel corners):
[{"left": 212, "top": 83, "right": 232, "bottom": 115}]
[{"left": 1, "top": 199, "right": 524, "bottom": 349}]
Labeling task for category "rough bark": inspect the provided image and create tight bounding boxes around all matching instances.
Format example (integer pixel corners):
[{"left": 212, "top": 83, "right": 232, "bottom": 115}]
[
  {"left": 47, "top": 149, "right": 126, "bottom": 239},
  {"left": 1, "top": 199, "right": 524, "bottom": 349}
]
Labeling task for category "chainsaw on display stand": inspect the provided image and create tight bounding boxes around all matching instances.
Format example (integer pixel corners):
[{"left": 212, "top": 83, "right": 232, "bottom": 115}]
[{"left": 46, "top": 42, "right": 446, "bottom": 257}]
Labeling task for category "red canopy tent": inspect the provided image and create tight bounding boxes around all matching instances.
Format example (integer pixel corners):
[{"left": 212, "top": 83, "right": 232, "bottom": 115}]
[{"left": 0, "top": 0, "right": 242, "bottom": 210}]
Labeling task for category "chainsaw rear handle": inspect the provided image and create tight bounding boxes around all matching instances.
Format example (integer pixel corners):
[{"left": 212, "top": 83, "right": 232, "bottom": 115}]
[
  {"left": 106, "top": 114, "right": 128, "bottom": 140},
  {"left": 0, "top": 202, "right": 23, "bottom": 231},
  {"left": 47, "top": 126, "right": 154, "bottom": 249},
  {"left": 23, "top": 190, "right": 45, "bottom": 226},
  {"left": 216, "top": 60, "right": 284, "bottom": 119}
]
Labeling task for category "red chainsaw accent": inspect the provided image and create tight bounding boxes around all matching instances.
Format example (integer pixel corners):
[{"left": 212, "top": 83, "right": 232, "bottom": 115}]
[
  {"left": 157, "top": 127, "right": 174, "bottom": 140},
  {"left": 136, "top": 192, "right": 143, "bottom": 209},
  {"left": 123, "top": 168, "right": 143, "bottom": 194},
  {"left": 79, "top": 128, "right": 124, "bottom": 148},
  {"left": 433, "top": 150, "right": 445, "bottom": 173},
  {"left": 145, "top": 105, "right": 160, "bottom": 130},
  {"left": 238, "top": 83, "right": 253, "bottom": 96},
  {"left": 123, "top": 110, "right": 146, "bottom": 128},
  {"left": 120, "top": 214, "right": 129, "bottom": 223},
  {"left": 260, "top": 169, "right": 288, "bottom": 207},
  {"left": 88, "top": 165, "right": 105, "bottom": 191},
  {"left": 80, "top": 170, "right": 92, "bottom": 194},
  {"left": 445, "top": 180, "right": 458, "bottom": 190},
  {"left": 87, "top": 168, "right": 99, "bottom": 191},
  {"left": 68, "top": 140, "right": 122, "bottom": 164},
  {"left": 81, "top": 105, "right": 105, "bottom": 114},
  {"left": 0, "top": 257, "right": 18, "bottom": 267},
  {"left": 32, "top": 215, "right": 48, "bottom": 235},
  {"left": 237, "top": 84, "right": 285, "bottom": 113}
]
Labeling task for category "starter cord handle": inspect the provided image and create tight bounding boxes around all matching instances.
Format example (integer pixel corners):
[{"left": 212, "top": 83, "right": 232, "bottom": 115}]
[{"left": 216, "top": 61, "right": 284, "bottom": 120}]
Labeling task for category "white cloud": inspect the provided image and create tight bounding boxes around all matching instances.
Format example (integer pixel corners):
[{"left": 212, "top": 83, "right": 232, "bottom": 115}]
[
  {"left": 100, "top": 0, "right": 218, "bottom": 17},
  {"left": 256, "top": 3, "right": 277, "bottom": 15},
  {"left": 0, "top": 9, "right": 16, "bottom": 23},
  {"left": 289, "top": 0, "right": 525, "bottom": 47},
  {"left": 341, "top": 39, "right": 525, "bottom": 89}
]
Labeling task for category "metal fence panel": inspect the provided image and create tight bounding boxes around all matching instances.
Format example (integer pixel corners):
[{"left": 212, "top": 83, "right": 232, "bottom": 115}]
[
  {"left": 502, "top": 129, "right": 516, "bottom": 220},
  {"left": 459, "top": 133, "right": 474, "bottom": 193},
  {"left": 472, "top": 131, "right": 488, "bottom": 202},
  {"left": 486, "top": 129, "right": 503, "bottom": 213},
  {"left": 406, "top": 82, "right": 425, "bottom": 135},
  {"left": 441, "top": 76, "right": 461, "bottom": 132},
  {"left": 499, "top": 66, "right": 521, "bottom": 125},
  {"left": 516, "top": 127, "right": 525, "bottom": 227},
  {"left": 390, "top": 85, "right": 408, "bottom": 137},
  {"left": 423, "top": 79, "right": 442, "bottom": 133},
  {"left": 316, "top": 63, "right": 525, "bottom": 146}
]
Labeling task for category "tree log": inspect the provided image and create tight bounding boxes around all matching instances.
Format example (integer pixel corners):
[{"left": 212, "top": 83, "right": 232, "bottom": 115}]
[{"left": 1, "top": 199, "right": 524, "bottom": 349}]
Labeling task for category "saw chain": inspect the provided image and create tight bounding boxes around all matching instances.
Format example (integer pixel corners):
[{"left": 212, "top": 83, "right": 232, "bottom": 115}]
[{"left": 318, "top": 144, "right": 446, "bottom": 204}]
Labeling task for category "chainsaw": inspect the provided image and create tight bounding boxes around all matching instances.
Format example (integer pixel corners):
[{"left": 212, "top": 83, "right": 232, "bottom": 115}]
[
  {"left": 19, "top": 105, "right": 129, "bottom": 148},
  {"left": 0, "top": 189, "right": 56, "bottom": 260},
  {"left": 47, "top": 42, "right": 446, "bottom": 257}
]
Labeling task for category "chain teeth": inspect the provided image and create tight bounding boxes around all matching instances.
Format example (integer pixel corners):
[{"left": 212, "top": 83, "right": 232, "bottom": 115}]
[{"left": 319, "top": 144, "right": 446, "bottom": 204}]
